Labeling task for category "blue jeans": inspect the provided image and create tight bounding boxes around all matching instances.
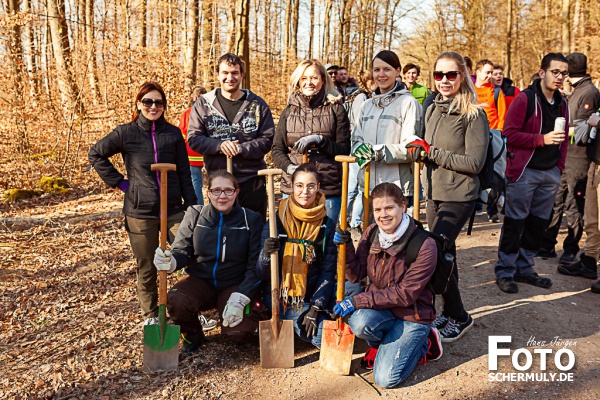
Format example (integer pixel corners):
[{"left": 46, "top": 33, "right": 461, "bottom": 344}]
[
  {"left": 348, "top": 309, "right": 429, "bottom": 388},
  {"left": 347, "top": 162, "right": 363, "bottom": 228},
  {"left": 190, "top": 166, "right": 204, "bottom": 205},
  {"left": 281, "top": 194, "right": 341, "bottom": 225}
]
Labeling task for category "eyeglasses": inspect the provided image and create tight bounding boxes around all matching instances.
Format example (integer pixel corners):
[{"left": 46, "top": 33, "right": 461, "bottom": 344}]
[
  {"left": 141, "top": 98, "right": 165, "bottom": 108},
  {"left": 433, "top": 71, "right": 461, "bottom": 81},
  {"left": 293, "top": 183, "right": 318, "bottom": 193},
  {"left": 546, "top": 69, "right": 569, "bottom": 78},
  {"left": 209, "top": 187, "right": 236, "bottom": 196}
]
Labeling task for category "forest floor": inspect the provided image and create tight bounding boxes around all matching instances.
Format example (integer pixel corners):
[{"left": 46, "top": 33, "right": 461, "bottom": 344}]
[{"left": 1, "top": 188, "right": 599, "bottom": 400}]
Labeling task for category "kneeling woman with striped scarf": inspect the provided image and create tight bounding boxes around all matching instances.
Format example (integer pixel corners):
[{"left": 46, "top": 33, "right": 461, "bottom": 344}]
[{"left": 257, "top": 163, "right": 338, "bottom": 348}]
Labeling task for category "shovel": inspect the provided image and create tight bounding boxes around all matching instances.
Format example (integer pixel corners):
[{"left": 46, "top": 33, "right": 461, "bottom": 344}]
[
  {"left": 362, "top": 162, "right": 371, "bottom": 229},
  {"left": 143, "top": 163, "right": 181, "bottom": 371},
  {"left": 302, "top": 149, "right": 308, "bottom": 164},
  {"left": 258, "top": 168, "right": 295, "bottom": 368},
  {"left": 320, "top": 155, "right": 356, "bottom": 375},
  {"left": 413, "top": 160, "right": 421, "bottom": 221},
  {"left": 227, "top": 156, "right": 233, "bottom": 174}
]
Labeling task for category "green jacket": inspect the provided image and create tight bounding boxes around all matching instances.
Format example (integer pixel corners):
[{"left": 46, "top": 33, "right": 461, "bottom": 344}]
[{"left": 409, "top": 83, "right": 431, "bottom": 105}]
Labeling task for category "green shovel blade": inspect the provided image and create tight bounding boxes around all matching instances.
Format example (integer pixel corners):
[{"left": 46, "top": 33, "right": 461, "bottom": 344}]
[{"left": 143, "top": 305, "right": 180, "bottom": 371}]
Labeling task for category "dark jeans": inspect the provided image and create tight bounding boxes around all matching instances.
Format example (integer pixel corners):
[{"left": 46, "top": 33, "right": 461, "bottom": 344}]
[
  {"left": 238, "top": 175, "right": 267, "bottom": 222},
  {"left": 426, "top": 200, "right": 476, "bottom": 321},
  {"left": 540, "top": 157, "right": 589, "bottom": 254}
]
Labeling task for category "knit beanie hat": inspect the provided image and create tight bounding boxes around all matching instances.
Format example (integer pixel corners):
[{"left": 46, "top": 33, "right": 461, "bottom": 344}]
[{"left": 567, "top": 53, "right": 587, "bottom": 78}]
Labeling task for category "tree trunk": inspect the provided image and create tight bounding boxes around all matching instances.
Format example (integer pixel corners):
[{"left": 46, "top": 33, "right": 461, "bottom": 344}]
[
  {"left": 283, "top": 0, "right": 292, "bottom": 72},
  {"left": 85, "top": 0, "right": 101, "bottom": 104},
  {"left": 234, "top": 0, "right": 251, "bottom": 89},
  {"left": 506, "top": 0, "right": 513, "bottom": 77},
  {"left": 308, "top": 0, "right": 315, "bottom": 58},
  {"left": 184, "top": 0, "right": 200, "bottom": 91},
  {"left": 47, "top": 0, "right": 84, "bottom": 113},
  {"left": 561, "top": 0, "right": 570, "bottom": 53},
  {"left": 201, "top": 0, "right": 215, "bottom": 89},
  {"left": 140, "top": 0, "right": 147, "bottom": 47},
  {"left": 292, "top": 0, "right": 299, "bottom": 60},
  {"left": 323, "top": 0, "right": 333, "bottom": 61},
  {"left": 23, "top": 0, "right": 39, "bottom": 98},
  {"left": 226, "top": 0, "right": 235, "bottom": 52}
]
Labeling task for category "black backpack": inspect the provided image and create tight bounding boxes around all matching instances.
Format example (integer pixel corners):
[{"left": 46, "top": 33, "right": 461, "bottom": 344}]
[{"left": 367, "top": 221, "right": 455, "bottom": 295}]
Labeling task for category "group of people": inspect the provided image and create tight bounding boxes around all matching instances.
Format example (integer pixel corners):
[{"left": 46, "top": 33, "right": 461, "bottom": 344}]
[{"left": 88, "top": 48, "right": 600, "bottom": 389}]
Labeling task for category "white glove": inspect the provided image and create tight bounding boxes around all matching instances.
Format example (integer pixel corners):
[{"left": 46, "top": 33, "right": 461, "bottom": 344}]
[
  {"left": 153, "top": 247, "right": 176, "bottom": 273},
  {"left": 222, "top": 292, "right": 251, "bottom": 328},
  {"left": 286, "top": 164, "right": 299, "bottom": 176}
]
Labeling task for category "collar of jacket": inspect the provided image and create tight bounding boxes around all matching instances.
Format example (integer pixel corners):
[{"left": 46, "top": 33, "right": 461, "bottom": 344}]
[
  {"left": 369, "top": 217, "right": 417, "bottom": 256},
  {"left": 204, "top": 201, "right": 242, "bottom": 220},
  {"left": 289, "top": 87, "right": 327, "bottom": 110},
  {"left": 432, "top": 95, "right": 456, "bottom": 114},
  {"left": 571, "top": 75, "right": 592, "bottom": 89},
  {"left": 135, "top": 113, "right": 166, "bottom": 131},
  {"left": 372, "top": 81, "right": 410, "bottom": 108},
  {"left": 500, "top": 77, "right": 515, "bottom": 91},
  {"left": 531, "top": 77, "right": 564, "bottom": 106}
]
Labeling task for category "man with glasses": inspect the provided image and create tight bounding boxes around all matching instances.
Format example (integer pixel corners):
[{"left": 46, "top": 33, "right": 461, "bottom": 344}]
[
  {"left": 495, "top": 53, "right": 570, "bottom": 294},
  {"left": 187, "top": 53, "right": 275, "bottom": 221}
]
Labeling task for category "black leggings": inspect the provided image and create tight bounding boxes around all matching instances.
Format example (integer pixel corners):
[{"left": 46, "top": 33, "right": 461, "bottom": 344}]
[{"left": 426, "top": 200, "right": 476, "bottom": 321}]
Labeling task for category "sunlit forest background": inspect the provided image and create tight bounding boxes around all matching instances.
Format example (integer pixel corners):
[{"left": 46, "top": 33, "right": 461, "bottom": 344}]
[{"left": 1, "top": 0, "right": 599, "bottom": 191}]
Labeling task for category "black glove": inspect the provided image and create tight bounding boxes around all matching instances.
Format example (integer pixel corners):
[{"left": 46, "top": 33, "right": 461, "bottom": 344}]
[
  {"left": 333, "top": 226, "right": 352, "bottom": 245},
  {"left": 263, "top": 237, "right": 280, "bottom": 255},
  {"left": 301, "top": 305, "right": 320, "bottom": 338}
]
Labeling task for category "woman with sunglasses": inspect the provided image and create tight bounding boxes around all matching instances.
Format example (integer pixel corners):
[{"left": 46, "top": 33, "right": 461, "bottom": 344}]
[
  {"left": 154, "top": 170, "right": 265, "bottom": 354},
  {"left": 271, "top": 59, "right": 350, "bottom": 224},
  {"left": 405, "top": 52, "right": 489, "bottom": 342},
  {"left": 258, "top": 163, "right": 337, "bottom": 348},
  {"left": 89, "top": 81, "right": 196, "bottom": 326},
  {"left": 351, "top": 50, "right": 422, "bottom": 215}
]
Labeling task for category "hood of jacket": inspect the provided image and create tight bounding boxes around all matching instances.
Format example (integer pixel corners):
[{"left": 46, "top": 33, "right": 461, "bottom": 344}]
[{"left": 372, "top": 81, "right": 412, "bottom": 108}]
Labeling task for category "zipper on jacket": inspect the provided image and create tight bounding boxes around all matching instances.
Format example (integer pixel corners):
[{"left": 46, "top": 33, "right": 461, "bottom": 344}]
[
  {"left": 376, "top": 253, "right": 387, "bottom": 286},
  {"left": 212, "top": 213, "right": 224, "bottom": 288},
  {"left": 221, "top": 236, "right": 227, "bottom": 262}
]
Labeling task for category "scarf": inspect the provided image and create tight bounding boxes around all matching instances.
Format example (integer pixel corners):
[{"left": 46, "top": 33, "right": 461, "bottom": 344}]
[
  {"left": 372, "top": 81, "right": 404, "bottom": 108},
  {"left": 378, "top": 213, "right": 410, "bottom": 249},
  {"left": 279, "top": 192, "right": 327, "bottom": 309}
]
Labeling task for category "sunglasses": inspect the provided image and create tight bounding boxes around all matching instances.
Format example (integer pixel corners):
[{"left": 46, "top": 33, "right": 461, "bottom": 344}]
[
  {"left": 328, "top": 71, "right": 336, "bottom": 76},
  {"left": 433, "top": 71, "right": 461, "bottom": 81},
  {"left": 140, "top": 98, "right": 165, "bottom": 108}
]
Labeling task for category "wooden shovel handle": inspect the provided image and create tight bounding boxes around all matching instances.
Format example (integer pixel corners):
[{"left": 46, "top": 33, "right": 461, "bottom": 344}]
[
  {"left": 334, "top": 156, "right": 353, "bottom": 302},
  {"left": 362, "top": 162, "right": 370, "bottom": 230},
  {"left": 302, "top": 151, "right": 308, "bottom": 164},
  {"left": 413, "top": 161, "right": 421, "bottom": 221},
  {"left": 151, "top": 163, "right": 176, "bottom": 306},
  {"left": 227, "top": 157, "right": 233, "bottom": 174},
  {"left": 258, "top": 169, "right": 283, "bottom": 319}
]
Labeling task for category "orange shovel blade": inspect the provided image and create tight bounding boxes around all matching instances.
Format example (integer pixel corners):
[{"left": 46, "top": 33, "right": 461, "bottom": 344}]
[{"left": 319, "top": 319, "right": 355, "bottom": 375}]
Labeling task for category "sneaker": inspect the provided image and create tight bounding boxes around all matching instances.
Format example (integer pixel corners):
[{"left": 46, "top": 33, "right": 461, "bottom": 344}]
[
  {"left": 418, "top": 327, "right": 443, "bottom": 364},
  {"left": 488, "top": 213, "right": 500, "bottom": 223},
  {"left": 474, "top": 210, "right": 484, "bottom": 216},
  {"left": 432, "top": 314, "right": 449, "bottom": 331},
  {"left": 360, "top": 346, "right": 378, "bottom": 370},
  {"left": 557, "top": 254, "right": 598, "bottom": 279},
  {"left": 558, "top": 252, "right": 577, "bottom": 265},
  {"left": 439, "top": 315, "right": 474, "bottom": 343},
  {"left": 143, "top": 317, "right": 159, "bottom": 326},
  {"left": 536, "top": 248, "right": 557, "bottom": 258},
  {"left": 181, "top": 333, "right": 205, "bottom": 355},
  {"left": 199, "top": 315, "right": 218, "bottom": 332}
]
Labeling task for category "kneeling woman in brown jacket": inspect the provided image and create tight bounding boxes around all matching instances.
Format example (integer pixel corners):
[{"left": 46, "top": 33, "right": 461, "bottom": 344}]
[{"left": 333, "top": 183, "right": 442, "bottom": 389}]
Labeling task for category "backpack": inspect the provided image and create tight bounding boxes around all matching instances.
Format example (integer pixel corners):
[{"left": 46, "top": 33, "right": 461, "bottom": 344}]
[{"left": 367, "top": 220, "right": 455, "bottom": 295}]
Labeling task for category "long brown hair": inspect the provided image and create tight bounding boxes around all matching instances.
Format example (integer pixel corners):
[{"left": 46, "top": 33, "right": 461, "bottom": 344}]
[{"left": 133, "top": 81, "right": 167, "bottom": 120}]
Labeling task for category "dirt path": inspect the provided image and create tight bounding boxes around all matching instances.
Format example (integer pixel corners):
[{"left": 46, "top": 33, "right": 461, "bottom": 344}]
[{"left": 1, "top": 191, "right": 599, "bottom": 399}]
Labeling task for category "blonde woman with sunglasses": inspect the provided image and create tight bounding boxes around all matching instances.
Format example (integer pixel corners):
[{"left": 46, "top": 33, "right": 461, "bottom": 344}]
[
  {"left": 88, "top": 81, "right": 196, "bottom": 326},
  {"left": 405, "top": 52, "right": 489, "bottom": 343}
]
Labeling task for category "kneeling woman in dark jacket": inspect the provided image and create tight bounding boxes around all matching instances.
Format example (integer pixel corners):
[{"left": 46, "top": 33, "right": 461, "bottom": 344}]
[
  {"left": 258, "top": 163, "right": 337, "bottom": 348},
  {"left": 153, "top": 171, "right": 264, "bottom": 354},
  {"left": 333, "top": 183, "right": 441, "bottom": 389}
]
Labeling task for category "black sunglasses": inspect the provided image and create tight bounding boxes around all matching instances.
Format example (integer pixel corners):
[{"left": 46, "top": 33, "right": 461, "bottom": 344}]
[
  {"left": 141, "top": 98, "right": 165, "bottom": 108},
  {"left": 433, "top": 71, "right": 461, "bottom": 81}
]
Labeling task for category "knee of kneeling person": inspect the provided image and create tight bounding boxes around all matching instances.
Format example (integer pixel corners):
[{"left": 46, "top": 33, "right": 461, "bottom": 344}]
[
  {"left": 373, "top": 367, "right": 405, "bottom": 389},
  {"left": 167, "top": 291, "right": 195, "bottom": 315}
]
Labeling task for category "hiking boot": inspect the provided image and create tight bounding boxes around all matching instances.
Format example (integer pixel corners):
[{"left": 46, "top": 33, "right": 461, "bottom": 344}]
[
  {"left": 143, "top": 317, "right": 159, "bottom": 326},
  {"left": 360, "top": 346, "right": 378, "bottom": 370},
  {"left": 557, "top": 254, "right": 598, "bottom": 279},
  {"left": 497, "top": 277, "right": 518, "bottom": 293},
  {"left": 514, "top": 273, "right": 553, "bottom": 288},
  {"left": 488, "top": 213, "right": 500, "bottom": 223},
  {"left": 419, "top": 327, "right": 443, "bottom": 364},
  {"left": 432, "top": 314, "right": 449, "bottom": 331},
  {"left": 181, "top": 333, "right": 205, "bottom": 355},
  {"left": 536, "top": 248, "right": 557, "bottom": 258},
  {"left": 558, "top": 252, "right": 577, "bottom": 265},
  {"left": 591, "top": 280, "right": 600, "bottom": 294},
  {"left": 439, "top": 315, "right": 474, "bottom": 343},
  {"left": 200, "top": 315, "right": 218, "bottom": 332}
]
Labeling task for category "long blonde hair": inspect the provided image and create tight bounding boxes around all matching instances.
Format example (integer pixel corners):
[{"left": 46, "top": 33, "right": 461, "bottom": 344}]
[
  {"left": 288, "top": 59, "right": 341, "bottom": 103},
  {"left": 434, "top": 52, "right": 480, "bottom": 121}
]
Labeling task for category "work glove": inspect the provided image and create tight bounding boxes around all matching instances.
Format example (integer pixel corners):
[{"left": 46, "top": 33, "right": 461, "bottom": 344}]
[
  {"left": 352, "top": 143, "right": 374, "bottom": 170},
  {"left": 292, "top": 134, "right": 323, "bottom": 154},
  {"left": 116, "top": 179, "right": 130, "bottom": 193},
  {"left": 302, "top": 305, "right": 321, "bottom": 338},
  {"left": 263, "top": 237, "right": 281, "bottom": 255},
  {"left": 332, "top": 297, "right": 357, "bottom": 319},
  {"left": 286, "top": 164, "right": 299, "bottom": 176},
  {"left": 222, "top": 292, "right": 251, "bottom": 328},
  {"left": 333, "top": 226, "right": 352, "bottom": 245},
  {"left": 153, "top": 247, "right": 176, "bottom": 273},
  {"left": 406, "top": 139, "right": 430, "bottom": 163}
]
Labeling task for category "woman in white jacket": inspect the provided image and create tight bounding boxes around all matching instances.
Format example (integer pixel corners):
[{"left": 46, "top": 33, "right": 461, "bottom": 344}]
[{"left": 351, "top": 50, "right": 422, "bottom": 210}]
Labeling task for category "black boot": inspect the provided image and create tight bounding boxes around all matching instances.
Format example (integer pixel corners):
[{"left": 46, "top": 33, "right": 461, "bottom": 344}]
[
  {"left": 557, "top": 253, "right": 598, "bottom": 279},
  {"left": 591, "top": 280, "right": 600, "bottom": 294}
]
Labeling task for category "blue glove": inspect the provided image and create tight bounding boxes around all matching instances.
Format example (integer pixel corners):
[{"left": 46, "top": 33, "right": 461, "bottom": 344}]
[
  {"left": 117, "top": 179, "right": 130, "bottom": 192},
  {"left": 293, "top": 135, "right": 323, "bottom": 153},
  {"left": 332, "top": 297, "right": 356, "bottom": 319},
  {"left": 333, "top": 226, "right": 352, "bottom": 245}
]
